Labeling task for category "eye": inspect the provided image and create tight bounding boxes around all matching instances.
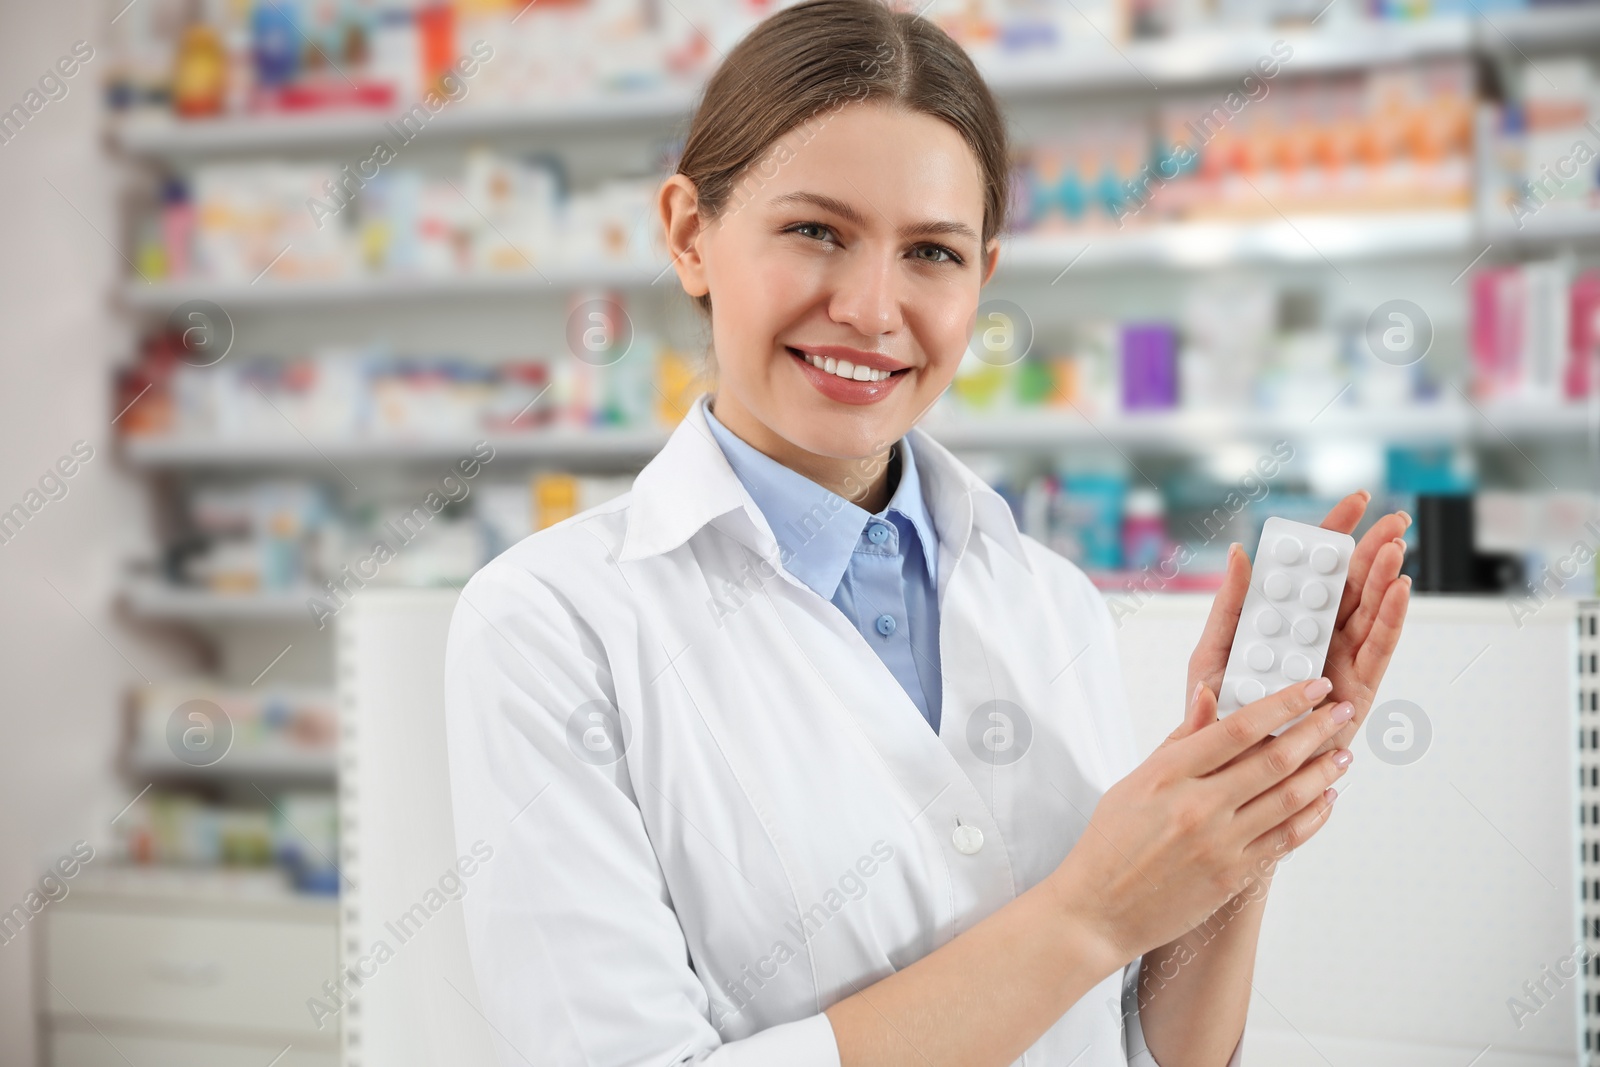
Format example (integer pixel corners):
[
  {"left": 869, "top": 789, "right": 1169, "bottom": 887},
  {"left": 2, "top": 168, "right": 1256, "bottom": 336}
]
[
  {"left": 785, "top": 221, "right": 837, "bottom": 243},
  {"left": 912, "top": 243, "right": 963, "bottom": 266}
]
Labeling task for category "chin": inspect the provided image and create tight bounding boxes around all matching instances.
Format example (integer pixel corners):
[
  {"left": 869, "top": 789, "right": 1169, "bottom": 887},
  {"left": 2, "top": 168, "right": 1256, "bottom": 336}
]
[{"left": 821, "top": 414, "right": 910, "bottom": 457}]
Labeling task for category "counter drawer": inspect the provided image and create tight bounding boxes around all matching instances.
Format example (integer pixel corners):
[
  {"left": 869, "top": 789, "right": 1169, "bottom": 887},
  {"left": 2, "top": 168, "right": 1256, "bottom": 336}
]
[
  {"left": 44, "top": 907, "right": 338, "bottom": 1037},
  {"left": 51, "top": 1027, "right": 337, "bottom": 1067}
]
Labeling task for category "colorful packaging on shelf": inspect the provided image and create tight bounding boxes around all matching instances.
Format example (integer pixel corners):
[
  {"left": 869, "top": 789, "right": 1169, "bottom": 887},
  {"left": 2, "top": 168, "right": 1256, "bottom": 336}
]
[
  {"left": 1121, "top": 486, "right": 1169, "bottom": 572},
  {"left": 133, "top": 683, "right": 337, "bottom": 757},
  {"left": 192, "top": 162, "right": 356, "bottom": 282},
  {"left": 1120, "top": 322, "right": 1178, "bottom": 409},
  {"left": 1469, "top": 259, "right": 1595, "bottom": 403},
  {"left": 156, "top": 150, "right": 655, "bottom": 285},
  {"left": 1058, "top": 471, "right": 1128, "bottom": 570}
]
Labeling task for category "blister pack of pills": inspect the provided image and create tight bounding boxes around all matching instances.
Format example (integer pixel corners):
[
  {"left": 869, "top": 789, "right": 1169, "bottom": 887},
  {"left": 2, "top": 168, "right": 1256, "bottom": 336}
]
[{"left": 1216, "top": 517, "right": 1354, "bottom": 735}]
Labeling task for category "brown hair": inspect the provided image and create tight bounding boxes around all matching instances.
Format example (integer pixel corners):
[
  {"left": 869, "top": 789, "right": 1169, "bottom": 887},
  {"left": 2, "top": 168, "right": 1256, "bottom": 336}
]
[{"left": 673, "top": 0, "right": 1011, "bottom": 374}]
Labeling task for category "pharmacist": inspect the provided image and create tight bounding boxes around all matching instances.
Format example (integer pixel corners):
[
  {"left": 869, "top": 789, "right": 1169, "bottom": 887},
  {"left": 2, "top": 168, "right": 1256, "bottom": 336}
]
[{"left": 442, "top": 2, "right": 1412, "bottom": 1065}]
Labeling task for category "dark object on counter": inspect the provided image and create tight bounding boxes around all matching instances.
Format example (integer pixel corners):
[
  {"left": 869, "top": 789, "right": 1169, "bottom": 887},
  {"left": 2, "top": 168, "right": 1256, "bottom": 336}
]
[
  {"left": 1404, "top": 494, "right": 1526, "bottom": 593},
  {"left": 1414, "top": 493, "right": 1477, "bottom": 593},
  {"left": 1473, "top": 551, "right": 1525, "bottom": 593}
]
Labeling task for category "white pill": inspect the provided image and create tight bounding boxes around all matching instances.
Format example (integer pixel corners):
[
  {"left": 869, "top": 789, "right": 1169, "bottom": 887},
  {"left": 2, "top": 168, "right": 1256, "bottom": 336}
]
[
  {"left": 1216, "top": 518, "right": 1355, "bottom": 725},
  {"left": 1282, "top": 652, "right": 1312, "bottom": 681}
]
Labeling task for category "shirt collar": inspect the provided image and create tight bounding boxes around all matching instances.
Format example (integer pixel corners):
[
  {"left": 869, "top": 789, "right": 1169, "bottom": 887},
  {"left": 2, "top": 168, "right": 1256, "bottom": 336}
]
[
  {"left": 701, "top": 394, "right": 939, "bottom": 601},
  {"left": 617, "top": 393, "right": 1033, "bottom": 581}
]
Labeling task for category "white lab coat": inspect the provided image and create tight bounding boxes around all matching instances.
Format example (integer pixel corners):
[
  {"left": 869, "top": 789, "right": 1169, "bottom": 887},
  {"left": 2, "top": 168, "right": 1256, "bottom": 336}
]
[{"left": 444, "top": 391, "right": 1242, "bottom": 1066}]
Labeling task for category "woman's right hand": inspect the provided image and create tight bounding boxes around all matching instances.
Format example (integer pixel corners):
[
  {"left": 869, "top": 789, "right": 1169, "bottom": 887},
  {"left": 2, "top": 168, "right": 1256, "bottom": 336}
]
[{"left": 1047, "top": 675, "right": 1354, "bottom": 968}]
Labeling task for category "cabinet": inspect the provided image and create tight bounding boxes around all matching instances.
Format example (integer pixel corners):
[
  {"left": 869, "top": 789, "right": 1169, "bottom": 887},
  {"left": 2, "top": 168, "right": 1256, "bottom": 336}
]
[
  {"left": 337, "top": 588, "right": 1585, "bottom": 1065},
  {"left": 41, "top": 871, "right": 339, "bottom": 1066}
]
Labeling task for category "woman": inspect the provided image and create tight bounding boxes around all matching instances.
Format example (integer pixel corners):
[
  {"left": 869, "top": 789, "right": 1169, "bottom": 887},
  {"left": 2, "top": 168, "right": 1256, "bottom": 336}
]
[{"left": 443, "top": 1, "right": 1412, "bottom": 1063}]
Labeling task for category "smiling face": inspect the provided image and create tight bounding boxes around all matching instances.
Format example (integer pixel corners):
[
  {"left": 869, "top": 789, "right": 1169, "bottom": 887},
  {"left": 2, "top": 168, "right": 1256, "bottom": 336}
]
[{"left": 659, "top": 98, "right": 1000, "bottom": 496}]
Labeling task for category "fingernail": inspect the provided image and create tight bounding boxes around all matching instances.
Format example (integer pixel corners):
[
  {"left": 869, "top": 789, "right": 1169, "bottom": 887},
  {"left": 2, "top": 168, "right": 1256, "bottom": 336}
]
[
  {"left": 1304, "top": 677, "right": 1334, "bottom": 700},
  {"left": 1325, "top": 786, "right": 1339, "bottom": 804},
  {"left": 1332, "top": 748, "right": 1353, "bottom": 768},
  {"left": 1330, "top": 700, "right": 1355, "bottom": 724},
  {"left": 1358, "top": 489, "right": 1372, "bottom": 502},
  {"left": 1399, "top": 510, "right": 1412, "bottom": 529},
  {"left": 1191, "top": 680, "right": 1204, "bottom": 710}
]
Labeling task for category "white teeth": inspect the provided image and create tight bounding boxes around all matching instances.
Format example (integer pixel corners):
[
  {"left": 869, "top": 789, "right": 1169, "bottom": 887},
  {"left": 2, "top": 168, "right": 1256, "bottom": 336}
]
[{"left": 799, "top": 351, "right": 893, "bottom": 382}]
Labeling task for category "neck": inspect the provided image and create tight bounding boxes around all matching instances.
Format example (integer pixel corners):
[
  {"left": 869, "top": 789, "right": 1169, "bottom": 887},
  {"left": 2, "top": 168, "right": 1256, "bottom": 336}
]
[{"left": 708, "top": 392, "right": 897, "bottom": 513}]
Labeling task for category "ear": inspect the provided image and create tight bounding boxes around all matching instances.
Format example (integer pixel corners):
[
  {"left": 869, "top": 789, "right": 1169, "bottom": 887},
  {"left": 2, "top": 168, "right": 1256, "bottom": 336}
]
[
  {"left": 979, "top": 236, "right": 1001, "bottom": 287},
  {"left": 658, "top": 173, "right": 710, "bottom": 298}
]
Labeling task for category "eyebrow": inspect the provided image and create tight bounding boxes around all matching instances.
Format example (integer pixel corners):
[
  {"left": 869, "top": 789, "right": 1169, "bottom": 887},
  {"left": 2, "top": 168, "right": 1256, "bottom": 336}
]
[{"left": 767, "top": 191, "right": 980, "bottom": 244}]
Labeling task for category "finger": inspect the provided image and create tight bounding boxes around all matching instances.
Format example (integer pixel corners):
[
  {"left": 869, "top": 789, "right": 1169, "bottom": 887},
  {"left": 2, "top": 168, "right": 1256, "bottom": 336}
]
[
  {"left": 1158, "top": 680, "right": 1213, "bottom": 750},
  {"left": 1192, "top": 681, "right": 1218, "bottom": 732},
  {"left": 1302, "top": 576, "right": 1414, "bottom": 763},
  {"left": 1171, "top": 676, "right": 1334, "bottom": 777},
  {"left": 1335, "top": 510, "right": 1410, "bottom": 630},
  {"left": 1241, "top": 779, "right": 1341, "bottom": 874},
  {"left": 1206, "top": 734, "right": 1274, "bottom": 780},
  {"left": 1215, "top": 696, "right": 1356, "bottom": 805},
  {"left": 1232, "top": 743, "right": 1353, "bottom": 844},
  {"left": 1186, "top": 543, "right": 1252, "bottom": 697},
  {"left": 1354, "top": 573, "right": 1412, "bottom": 681},
  {"left": 1317, "top": 490, "right": 1368, "bottom": 539},
  {"left": 1341, "top": 539, "right": 1406, "bottom": 650}
]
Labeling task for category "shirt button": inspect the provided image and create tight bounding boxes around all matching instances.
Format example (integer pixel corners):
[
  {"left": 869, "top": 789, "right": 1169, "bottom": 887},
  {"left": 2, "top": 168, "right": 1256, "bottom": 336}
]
[
  {"left": 952, "top": 821, "right": 984, "bottom": 855},
  {"left": 868, "top": 522, "right": 890, "bottom": 545},
  {"left": 875, "top": 613, "right": 896, "bottom": 636}
]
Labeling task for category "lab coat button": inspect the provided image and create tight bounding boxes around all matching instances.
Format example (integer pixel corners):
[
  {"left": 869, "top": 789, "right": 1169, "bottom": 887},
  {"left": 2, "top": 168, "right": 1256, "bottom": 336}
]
[
  {"left": 952, "top": 822, "right": 984, "bottom": 855},
  {"left": 875, "top": 613, "right": 896, "bottom": 636},
  {"left": 868, "top": 522, "right": 890, "bottom": 544}
]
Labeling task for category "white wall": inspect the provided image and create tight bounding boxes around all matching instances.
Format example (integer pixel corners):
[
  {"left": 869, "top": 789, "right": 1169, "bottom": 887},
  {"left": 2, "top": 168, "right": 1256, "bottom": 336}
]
[
  {"left": 0, "top": 1, "right": 190, "bottom": 1059},
  {"left": 1117, "top": 593, "right": 1583, "bottom": 1067}
]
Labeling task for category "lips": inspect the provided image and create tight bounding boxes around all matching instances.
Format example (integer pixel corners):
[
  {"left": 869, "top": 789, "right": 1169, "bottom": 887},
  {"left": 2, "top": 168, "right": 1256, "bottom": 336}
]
[
  {"left": 785, "top": 346, "right": 909, "bottom": 382},
  {"left": 786, "top": 344, "right": 911, "bottom": 375},
  {"left": 785, "top": 345, "right": 909, "bottom": 406}
]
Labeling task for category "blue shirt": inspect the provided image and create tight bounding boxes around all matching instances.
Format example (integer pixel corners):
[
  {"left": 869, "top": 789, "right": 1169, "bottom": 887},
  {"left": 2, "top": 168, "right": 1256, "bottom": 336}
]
[{"left": 703, "top": 397, "right": 943, "bottom": 733}]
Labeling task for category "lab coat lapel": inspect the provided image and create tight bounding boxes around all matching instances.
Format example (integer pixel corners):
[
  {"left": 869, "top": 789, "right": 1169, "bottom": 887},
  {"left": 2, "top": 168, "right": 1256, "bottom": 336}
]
[
  {"left": 620, "top": 394, "right": 820, "bottom": 604},
  {"left": 617, "top": 395, "right": 1113, "bottom": 911},
  {"left": 723, "top": 427, "right": 1030, "bottom": 902},
  {"left": 910, "top": 428, "right": 1117, "bottom": 811}
]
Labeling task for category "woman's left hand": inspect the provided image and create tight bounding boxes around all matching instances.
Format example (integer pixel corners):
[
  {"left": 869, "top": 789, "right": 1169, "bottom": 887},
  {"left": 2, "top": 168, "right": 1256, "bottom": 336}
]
[
  {"left": 1144, "top": 489, "right": 1411, "bottom": 938},
  {"left": 1159, "top": 489, "right": 1414, "bottom": 787}
]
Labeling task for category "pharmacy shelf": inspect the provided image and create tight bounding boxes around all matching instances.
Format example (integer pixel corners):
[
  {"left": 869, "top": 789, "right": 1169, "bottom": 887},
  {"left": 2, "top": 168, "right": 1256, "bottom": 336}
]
[
  {"left": 120, "top": 426, "right": 671, "bottom": 466},
  {"left": 126, "top": 744, "right": 337, "bottom": 780},
  {"left": 979, "top": 18, "right": 1472, "bottom": 100},
  {"left": 111, "top": 88, "right": 698, "bottom": 157},
  {"left": 1001, "top": 211, "right": 1473, "bottom": 271},
  {"left": 928, "top": 399, "right": 1600, "bottom": 449},
  {"left": 1478, "top": 4, "right": 1600, "bottom": 51},
  {"left": 121, "top": 579, "right": 323, "bottom": 621},
  {"left": 120, "top": 211, "right": 1478, "bottom": 309},
  {"left": 1484, "top": 210, "right": 1600, "bottom": 248},
  {"left": 111, "top": 13, "right": 1600, "bottom": 159},
  {"left": 119, "top": 259, "right": 670, "bottom": 309},
  {"left": 74, "top": 864, "right": 333, "bottom": 913},
  {"left": 118, "top": 400, "right": 1600, "bottom": 469}
]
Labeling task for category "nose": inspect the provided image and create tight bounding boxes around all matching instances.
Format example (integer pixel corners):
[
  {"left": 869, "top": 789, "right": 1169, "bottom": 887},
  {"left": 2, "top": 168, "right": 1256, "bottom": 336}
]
[{"left": 827, "top": 242, "right": 904, "bottom": 338}]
